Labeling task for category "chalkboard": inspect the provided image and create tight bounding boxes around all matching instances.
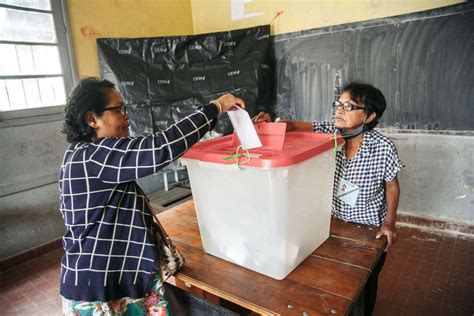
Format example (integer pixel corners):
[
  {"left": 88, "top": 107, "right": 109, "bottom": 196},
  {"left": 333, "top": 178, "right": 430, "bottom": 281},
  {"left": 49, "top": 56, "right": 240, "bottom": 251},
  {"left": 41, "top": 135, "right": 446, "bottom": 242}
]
[{"left": 273, "top": 3, "right": 474, "bottom": 131}]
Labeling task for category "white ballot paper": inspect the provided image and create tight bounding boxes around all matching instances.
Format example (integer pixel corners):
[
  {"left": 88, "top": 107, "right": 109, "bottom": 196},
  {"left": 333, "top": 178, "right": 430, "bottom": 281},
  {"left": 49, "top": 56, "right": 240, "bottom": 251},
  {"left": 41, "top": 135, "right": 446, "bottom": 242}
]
[{"left": 227, "top": 106, "right": 262, "bottom": 149}]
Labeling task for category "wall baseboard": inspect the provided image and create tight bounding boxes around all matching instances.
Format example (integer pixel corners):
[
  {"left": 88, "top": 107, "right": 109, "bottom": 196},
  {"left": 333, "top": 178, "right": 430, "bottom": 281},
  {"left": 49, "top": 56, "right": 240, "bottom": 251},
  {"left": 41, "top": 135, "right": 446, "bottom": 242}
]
[
  {"left": 0, "top": 239, "right": 62, "bottom": 272},
  {"left": 397, "top": 212, "right": 474, "bottom": 236}
]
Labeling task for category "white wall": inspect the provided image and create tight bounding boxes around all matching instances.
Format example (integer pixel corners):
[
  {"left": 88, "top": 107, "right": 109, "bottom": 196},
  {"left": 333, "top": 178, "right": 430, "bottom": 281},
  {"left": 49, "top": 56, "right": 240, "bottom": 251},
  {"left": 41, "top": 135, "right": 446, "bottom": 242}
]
[
  {"left": 391, "top": 132, "right": 474, "bottom": 224},
  {"left": 0, "top": 119, "right": 67, "bottom": 259}
]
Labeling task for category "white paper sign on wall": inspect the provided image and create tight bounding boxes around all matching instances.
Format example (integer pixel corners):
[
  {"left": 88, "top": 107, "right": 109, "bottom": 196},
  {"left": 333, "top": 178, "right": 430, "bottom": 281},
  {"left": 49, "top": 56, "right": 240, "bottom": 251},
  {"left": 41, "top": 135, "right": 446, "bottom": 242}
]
[{"left": 231, "top": 0, "right": 263, "bottom": 20}]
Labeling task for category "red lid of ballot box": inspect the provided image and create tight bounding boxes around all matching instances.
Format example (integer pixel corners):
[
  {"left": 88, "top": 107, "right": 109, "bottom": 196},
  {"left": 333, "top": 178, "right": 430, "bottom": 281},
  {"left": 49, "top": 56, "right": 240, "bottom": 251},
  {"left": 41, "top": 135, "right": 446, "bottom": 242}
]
[{"left": 182, "top": 122, "right": 343, "bottom": 168}]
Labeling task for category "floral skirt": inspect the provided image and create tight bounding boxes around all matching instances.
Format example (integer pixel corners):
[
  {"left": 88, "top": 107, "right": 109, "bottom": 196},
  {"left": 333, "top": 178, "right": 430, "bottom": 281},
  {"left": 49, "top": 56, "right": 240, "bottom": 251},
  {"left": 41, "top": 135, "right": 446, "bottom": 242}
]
[{"left": 62, "top": 276, "right": 170, "bottom": 315}]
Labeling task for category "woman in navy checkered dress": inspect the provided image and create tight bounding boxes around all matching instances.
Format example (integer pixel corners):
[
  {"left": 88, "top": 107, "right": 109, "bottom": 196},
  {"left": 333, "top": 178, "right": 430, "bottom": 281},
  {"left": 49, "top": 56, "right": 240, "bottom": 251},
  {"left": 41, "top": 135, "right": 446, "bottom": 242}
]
[
  {"left": 59, "top": 77, "right": 244, "bottom": 315},
  {"left": 254, "top": 82, "right": 404, "bottom": 315}
]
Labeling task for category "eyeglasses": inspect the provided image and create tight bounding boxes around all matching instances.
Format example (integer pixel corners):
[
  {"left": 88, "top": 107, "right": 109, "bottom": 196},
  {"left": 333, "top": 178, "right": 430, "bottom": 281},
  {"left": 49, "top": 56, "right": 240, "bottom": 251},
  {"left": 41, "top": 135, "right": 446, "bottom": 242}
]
[
  {"left": 333, "top": 100, "right": 366, "bottom": 112},
  {"left": 102, "top": 105, "right": 128, "bottom": 116}
]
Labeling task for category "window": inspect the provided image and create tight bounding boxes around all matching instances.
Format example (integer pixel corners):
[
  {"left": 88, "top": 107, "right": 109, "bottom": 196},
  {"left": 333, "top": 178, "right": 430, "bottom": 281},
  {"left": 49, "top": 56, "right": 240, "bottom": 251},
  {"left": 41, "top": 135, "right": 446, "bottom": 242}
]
[{"left": 0, "top": 0, "right": 76, "bottom": 114}]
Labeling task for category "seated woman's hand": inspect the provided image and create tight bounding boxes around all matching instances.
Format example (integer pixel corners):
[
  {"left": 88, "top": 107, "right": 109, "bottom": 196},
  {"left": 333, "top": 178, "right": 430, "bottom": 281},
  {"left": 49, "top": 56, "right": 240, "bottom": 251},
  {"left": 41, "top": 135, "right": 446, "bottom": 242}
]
[{"left": 252, "top": 111, "right": 272, "bottom": 122}]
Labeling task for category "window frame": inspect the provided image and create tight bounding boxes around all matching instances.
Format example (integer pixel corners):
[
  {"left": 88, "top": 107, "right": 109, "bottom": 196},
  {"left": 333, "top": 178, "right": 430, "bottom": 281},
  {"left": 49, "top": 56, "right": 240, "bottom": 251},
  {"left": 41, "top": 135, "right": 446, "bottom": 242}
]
[{"left": 0, "top": 0, "right": 77, "bottom": 125}]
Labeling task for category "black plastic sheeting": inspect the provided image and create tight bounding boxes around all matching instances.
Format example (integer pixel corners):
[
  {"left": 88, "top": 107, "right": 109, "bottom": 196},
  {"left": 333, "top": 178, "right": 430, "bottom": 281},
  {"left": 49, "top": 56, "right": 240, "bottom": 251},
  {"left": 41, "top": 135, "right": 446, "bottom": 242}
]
[{"left": 97, "top": 25, "right": 274, "bottom": 138}]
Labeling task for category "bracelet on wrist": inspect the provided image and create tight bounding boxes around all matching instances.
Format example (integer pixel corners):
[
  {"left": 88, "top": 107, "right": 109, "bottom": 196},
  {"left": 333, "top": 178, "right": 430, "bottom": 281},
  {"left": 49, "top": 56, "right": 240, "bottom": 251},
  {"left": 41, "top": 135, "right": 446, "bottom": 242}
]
[{"left": 209, "top": 100, "right": 223, "bottom": 115}]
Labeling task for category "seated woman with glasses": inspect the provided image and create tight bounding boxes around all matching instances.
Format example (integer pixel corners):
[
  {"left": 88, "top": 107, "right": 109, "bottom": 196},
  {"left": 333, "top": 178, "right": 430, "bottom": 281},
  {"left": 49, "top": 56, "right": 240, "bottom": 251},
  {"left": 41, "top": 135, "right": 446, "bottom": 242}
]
[
  {"left": 60, "top": 77, "right": 244, "bottom": 315},
  {"left": 253, "top": 81, "right": 404, "bottom": 314}
]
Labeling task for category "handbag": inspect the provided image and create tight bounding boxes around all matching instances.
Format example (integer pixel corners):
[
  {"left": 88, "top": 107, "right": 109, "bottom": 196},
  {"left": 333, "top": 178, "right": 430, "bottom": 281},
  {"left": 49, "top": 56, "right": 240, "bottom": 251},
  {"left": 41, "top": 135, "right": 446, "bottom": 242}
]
[
  {"left": 137, "top": 184, "right": 185, "bottom": 280},
  {"left": 153, "top": 219, "right": 185, "bottom": 281}
]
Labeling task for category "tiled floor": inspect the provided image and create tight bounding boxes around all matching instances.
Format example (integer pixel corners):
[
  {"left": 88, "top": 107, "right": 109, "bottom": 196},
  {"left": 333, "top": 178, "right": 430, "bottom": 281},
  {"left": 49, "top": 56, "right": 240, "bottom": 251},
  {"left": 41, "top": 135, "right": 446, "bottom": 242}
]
[
  {"left": 0, "top": 247, "right": 63, "bottom": 315},
  {"left": 1, "top": 225, "right": 472, "bottom": 315},
  {"left": 373, "top": 225, "right": 474, "bottom": 316}
]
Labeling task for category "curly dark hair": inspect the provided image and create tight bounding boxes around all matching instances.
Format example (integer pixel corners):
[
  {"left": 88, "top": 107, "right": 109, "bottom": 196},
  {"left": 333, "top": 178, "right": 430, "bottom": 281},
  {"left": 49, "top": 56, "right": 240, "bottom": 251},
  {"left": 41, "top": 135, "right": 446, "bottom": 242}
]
[
  {"left": 62, "top": 77, "right": 115, "bottom": 143},
  {"left": 343, "top": 82, "right": 387, "bottom": 130}
]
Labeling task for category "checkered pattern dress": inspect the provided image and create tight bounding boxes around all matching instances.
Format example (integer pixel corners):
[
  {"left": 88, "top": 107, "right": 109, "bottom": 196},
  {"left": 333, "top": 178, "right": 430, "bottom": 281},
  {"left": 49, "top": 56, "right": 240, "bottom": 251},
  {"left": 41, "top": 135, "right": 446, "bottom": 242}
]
[
  {"left": 59, "top": 104, "right": 217, "bottom": 302},
  {"left": 313, "top": 121, "right": 405, "bottom": 226}
]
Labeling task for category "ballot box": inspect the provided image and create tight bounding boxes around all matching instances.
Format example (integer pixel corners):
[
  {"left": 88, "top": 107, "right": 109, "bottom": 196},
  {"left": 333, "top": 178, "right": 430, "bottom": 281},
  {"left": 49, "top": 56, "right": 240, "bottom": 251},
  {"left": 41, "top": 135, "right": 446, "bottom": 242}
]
[{"left": 181, "top": 123, "right": 343, "bottom": 280}]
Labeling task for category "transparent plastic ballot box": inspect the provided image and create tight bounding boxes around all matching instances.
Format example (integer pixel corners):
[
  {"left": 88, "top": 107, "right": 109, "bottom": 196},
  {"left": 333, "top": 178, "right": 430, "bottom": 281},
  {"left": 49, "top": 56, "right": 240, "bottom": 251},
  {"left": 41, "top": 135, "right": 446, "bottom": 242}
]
[{"left": 181, "top": 122, "right": 343, "bottom": 279}]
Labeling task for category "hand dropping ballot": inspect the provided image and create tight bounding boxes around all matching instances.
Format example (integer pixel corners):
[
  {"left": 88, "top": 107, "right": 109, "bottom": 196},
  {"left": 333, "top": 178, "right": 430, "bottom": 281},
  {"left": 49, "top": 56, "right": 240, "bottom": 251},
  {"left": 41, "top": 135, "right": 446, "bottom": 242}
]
[{"left": 227, "top": 106, "right": 262, "bottom": 149}]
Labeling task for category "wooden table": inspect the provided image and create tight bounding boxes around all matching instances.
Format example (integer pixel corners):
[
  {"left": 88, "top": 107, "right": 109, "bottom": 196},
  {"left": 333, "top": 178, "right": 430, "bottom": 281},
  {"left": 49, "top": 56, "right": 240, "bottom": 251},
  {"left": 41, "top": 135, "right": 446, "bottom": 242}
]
[{"left": 158, "top": 200, "right": 386, "bottom": 315}]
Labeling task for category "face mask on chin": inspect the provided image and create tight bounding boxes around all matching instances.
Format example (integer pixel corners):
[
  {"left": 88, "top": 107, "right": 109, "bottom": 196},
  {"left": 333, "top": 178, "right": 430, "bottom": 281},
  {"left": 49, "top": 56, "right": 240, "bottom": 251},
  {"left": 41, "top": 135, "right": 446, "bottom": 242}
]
[{"left": 337, "top": 124, "right": 369, "bottom": 139}]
